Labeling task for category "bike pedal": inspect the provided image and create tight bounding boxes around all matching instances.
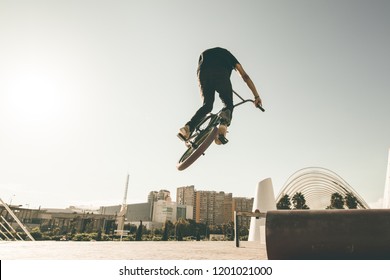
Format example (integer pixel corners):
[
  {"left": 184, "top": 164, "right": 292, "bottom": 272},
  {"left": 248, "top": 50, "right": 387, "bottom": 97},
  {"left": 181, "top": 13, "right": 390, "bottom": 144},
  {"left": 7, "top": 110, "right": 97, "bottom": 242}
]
[{"left": 218, "top": 135, "right": 229, "bottom": 145}]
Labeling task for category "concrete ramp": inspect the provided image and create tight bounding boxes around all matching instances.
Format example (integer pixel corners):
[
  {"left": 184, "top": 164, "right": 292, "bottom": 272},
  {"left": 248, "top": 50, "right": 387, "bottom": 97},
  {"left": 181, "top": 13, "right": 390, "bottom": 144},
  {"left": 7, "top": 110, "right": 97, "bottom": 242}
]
[{"left": 265, "top": 209, "right": 390, "bottom": 259}]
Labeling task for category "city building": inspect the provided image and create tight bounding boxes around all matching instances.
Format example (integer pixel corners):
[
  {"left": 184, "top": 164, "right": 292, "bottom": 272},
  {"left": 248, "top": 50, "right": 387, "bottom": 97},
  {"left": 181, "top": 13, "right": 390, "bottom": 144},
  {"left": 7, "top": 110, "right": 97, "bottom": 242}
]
[
  {"left": 177, "top": 186, "right": 237, "bottom": 226},
  {"left": 153, "top": 196, "right": 176, "bottom": 223},
  {"left": 176, "top": 185, "right": 196, "bottom": 218},
  {"left": 0, "top": 204, "right": 116, "bottom": 237},
  {"left": 148, "top": 189, "right": 171, "bottom": 203},
  {"left": 99, "top": 202, "right": 155, "bottom": 229},
  {"left": 99, "top": 189, "right": 194, "bottom": 229},
  {"left": 177, "top": 204, "right": 193, "bottom": 220},
  {"left": 195, "top": 190, "right": 233, "bottom": 226}
]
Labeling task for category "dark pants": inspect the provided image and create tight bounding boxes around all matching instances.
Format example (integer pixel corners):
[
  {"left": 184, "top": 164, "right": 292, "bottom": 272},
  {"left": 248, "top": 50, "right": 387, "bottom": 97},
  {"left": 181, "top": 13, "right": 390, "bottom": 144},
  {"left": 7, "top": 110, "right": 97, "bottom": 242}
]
[{"left": 187, "top": 70, "right": 234, "bottom": 131}]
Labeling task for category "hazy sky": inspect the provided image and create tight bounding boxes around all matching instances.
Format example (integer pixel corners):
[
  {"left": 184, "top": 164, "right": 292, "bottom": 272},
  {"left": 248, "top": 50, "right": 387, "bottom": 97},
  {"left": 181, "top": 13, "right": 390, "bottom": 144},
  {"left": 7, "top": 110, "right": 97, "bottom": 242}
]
[{"left": 1, "top": 0, "right": 389, "bottom": 209}]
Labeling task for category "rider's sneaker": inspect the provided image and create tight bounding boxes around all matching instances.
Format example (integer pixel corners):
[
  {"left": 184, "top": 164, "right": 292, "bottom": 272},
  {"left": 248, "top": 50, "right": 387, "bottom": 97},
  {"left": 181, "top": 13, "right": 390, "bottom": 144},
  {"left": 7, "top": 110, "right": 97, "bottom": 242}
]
[
  {"left": 215, "top": 124, "right": 228, "bottom": 145},
  {"left": 177, "top": 125, "right": 190, "bottom": 141}
]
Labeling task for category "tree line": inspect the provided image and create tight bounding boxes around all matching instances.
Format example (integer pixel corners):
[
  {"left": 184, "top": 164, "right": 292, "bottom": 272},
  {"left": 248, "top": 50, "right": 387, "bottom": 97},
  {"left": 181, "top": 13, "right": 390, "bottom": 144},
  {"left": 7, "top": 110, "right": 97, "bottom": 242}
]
[
  {"left": 276, "top": 191, "right": 359, "bottom": 210},
  {"left": 26, "top": 218, "right": 238, "bottom": 242}
]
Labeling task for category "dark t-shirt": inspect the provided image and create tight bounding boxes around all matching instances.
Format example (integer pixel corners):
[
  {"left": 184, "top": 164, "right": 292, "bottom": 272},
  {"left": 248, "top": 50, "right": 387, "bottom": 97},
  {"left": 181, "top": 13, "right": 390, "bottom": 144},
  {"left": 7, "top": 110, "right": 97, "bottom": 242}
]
[{"left": 197, "top": 47, "right": 239, "bottom": 75}]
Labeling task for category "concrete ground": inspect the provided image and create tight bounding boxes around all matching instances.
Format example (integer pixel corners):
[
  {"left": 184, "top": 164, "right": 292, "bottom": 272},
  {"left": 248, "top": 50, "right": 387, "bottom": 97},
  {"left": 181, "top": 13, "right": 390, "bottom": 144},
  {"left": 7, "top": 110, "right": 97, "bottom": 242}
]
[{"left": 0, "top": 240, "right": 267, "bottom": 260}]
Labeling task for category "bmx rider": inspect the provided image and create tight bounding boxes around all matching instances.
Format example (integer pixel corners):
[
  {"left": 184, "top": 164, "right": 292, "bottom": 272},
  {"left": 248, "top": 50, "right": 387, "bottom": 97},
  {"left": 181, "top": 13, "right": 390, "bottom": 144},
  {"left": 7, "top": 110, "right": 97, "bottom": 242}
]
[{"left": 178, "top": 47, "right": 262, "bottom": 145}]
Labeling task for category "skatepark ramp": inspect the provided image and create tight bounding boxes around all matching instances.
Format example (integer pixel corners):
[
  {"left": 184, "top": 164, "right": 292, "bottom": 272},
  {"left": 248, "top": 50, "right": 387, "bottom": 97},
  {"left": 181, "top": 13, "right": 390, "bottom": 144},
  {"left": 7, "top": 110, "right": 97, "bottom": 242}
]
[{"left": 235, "top": 209, "right": 390, "bottom": 259}]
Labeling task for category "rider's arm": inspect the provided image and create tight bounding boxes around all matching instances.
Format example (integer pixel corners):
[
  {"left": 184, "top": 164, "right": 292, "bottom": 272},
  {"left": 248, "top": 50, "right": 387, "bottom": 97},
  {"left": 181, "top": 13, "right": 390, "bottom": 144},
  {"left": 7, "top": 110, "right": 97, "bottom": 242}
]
[{"left": 235, "top": 63, "right": 262, "bottom": 108}]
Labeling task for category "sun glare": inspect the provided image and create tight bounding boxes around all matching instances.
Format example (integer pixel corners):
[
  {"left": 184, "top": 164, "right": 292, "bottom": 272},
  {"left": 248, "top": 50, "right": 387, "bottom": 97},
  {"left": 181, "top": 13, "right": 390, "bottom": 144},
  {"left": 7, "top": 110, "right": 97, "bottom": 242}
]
[{"left": 5, "top": 69, "right": 65, "bottom": 124}]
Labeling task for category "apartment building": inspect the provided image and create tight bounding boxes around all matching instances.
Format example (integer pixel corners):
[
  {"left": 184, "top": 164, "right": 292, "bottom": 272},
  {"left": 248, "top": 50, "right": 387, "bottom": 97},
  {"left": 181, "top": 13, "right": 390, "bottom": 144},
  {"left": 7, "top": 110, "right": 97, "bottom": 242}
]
[
  {"left": 176, "top": 185, "right": 196, "bottom": 218},
  {"left": 177, "top": 186, "right": 239, "bottom": 226},
  {"left": 196, "top": 191, "right": 233, "bottom": 226}
]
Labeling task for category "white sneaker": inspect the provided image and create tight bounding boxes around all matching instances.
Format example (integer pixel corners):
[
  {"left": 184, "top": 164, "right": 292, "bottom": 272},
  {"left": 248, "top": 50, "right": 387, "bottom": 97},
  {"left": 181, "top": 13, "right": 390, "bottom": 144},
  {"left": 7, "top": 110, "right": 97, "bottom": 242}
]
[{"left": 177, "top": 125, "right": 190, "bottom": 141}]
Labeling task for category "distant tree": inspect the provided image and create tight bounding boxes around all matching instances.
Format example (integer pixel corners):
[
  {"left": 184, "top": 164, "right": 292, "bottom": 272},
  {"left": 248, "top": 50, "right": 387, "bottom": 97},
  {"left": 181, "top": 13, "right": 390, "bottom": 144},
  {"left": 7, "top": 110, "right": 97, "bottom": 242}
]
[
  {"left": 277, "top": 194, "right": 292, "bottom": 209},
  {"left": 196, "top": 230, "right": 201, "bottom": 241},
  {"left": 124, "top": 224, "right": 137, "bottom": 234},
  {"left": 222, "top": 221, "right": 234, "bottom": 241},
  {"left": 209, "top": 224, "right": 222, "bottom": 234},
  {"left": 135, "top": 220, "right": 143, "bottom": 241},
  {"left": 30, "top": 227, "right": 42, "bottom": 240},
  {"left": 162, "top": 223, "right": 169, "bottom": 241},
  {"left": 162, "top": 220, "right": 173, "bottom": 241},
  {"left": 175, "top": 226, "right": 183, "bottom": 241},
  {"left": 327, "top": 193, "right": 345, "bottom": 209},
  {"left": 292, "top": 192, "right": 310, "bottom": 209},
  {"left": 185, "top": 219, "right": 205, "bottom": 240},
  {"left": 345, "top": 192, "right": 358, "bottom": 209},
  {"left": 186, "top": 219, "right": 198, "bottom": 238},
  {"left": 175, "top": 218, "right": 186, "bottom": 241},
  {"left": 96, "top": 229, "right": 102, "bottom": 241}
]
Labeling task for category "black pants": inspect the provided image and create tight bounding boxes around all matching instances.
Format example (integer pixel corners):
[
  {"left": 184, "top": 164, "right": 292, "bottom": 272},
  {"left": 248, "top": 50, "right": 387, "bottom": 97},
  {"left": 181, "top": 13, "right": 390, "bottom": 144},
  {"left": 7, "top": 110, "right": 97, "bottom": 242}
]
[{"left": 187, "top": 70, "right": 234, "bottom": 131}]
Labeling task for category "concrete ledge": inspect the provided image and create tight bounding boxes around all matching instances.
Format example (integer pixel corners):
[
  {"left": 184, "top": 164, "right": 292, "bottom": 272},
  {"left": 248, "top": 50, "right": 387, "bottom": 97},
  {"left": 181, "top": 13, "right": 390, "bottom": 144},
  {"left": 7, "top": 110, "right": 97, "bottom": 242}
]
[{"left": 266, "top": 209, "right": 390, "bottom": 260}]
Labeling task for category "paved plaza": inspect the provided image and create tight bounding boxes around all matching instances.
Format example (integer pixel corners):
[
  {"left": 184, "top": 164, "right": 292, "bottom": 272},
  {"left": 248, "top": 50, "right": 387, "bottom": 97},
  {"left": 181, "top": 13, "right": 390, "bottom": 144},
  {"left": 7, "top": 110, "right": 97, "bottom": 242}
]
[{"left": 0, "top": 241, "right": 267, "bottom": 260}]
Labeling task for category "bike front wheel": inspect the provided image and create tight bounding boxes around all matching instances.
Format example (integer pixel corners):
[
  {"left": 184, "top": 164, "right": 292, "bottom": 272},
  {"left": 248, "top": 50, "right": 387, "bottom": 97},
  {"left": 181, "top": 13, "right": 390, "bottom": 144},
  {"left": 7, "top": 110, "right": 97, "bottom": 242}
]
[{"left": 176, "top": 126, "right": 218, "bottom": 171}]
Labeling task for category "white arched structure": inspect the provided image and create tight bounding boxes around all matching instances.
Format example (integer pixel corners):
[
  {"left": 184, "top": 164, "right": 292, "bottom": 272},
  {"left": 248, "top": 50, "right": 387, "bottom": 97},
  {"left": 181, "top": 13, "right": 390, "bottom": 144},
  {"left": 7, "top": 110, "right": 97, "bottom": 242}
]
[{"left": 276, "top": 167, "right": 370, "bottom": 209}]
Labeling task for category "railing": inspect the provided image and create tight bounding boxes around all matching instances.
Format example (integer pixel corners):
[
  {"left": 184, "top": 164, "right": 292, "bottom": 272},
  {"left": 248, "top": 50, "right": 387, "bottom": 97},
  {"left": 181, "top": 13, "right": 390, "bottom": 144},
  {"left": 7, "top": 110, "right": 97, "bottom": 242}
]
[
  {"left": 234, "top": 210, "right": 266, "bottom": 247},
  {"left": 0, "top": 198, "right": 35, "bottom": 241}
]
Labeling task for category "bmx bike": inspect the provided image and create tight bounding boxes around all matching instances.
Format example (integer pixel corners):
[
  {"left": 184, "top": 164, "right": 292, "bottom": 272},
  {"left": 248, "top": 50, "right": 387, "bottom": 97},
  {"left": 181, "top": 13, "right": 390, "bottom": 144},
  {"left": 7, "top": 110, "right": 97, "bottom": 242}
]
[{"left": 176, "top": 90, "right": 265, "bottom": 171}]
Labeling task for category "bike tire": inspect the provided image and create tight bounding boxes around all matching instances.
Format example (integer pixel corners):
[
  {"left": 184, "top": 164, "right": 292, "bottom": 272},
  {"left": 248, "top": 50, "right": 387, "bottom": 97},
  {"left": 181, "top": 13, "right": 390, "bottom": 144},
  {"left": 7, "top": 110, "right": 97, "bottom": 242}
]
[{"left": 176, "top": 126, "right": 218, "bottom": 171}]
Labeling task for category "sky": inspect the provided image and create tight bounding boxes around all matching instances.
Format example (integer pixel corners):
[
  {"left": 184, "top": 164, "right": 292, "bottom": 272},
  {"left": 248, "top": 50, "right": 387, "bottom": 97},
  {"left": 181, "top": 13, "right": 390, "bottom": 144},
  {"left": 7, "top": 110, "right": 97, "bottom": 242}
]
[{"left": 1, "top": 0, "right": 389, "bottom": 209}]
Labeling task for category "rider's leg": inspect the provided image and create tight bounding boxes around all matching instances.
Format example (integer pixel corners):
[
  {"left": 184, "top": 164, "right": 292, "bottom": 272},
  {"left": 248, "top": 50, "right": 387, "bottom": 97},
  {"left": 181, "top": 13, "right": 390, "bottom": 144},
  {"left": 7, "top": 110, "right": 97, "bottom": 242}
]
[
  {"left": 178, "top": 76, "right": 215, "bottom": 140},
  {"left": 217, "top": 78, "right": 234, "bottom": 126},
  {"left": 186, "top": 88, "right": 214, "bottom": 131},
  {"left": 215, "top": 77, "right": 234, "bottom": 145}
]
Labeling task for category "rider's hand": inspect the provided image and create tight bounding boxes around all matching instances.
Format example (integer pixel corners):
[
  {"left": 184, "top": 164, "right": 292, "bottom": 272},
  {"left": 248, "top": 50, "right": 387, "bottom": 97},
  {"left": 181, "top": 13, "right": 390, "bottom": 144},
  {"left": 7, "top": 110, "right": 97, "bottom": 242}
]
[{"left": 254, "top": 96, "right": 262, "bottom": 108}]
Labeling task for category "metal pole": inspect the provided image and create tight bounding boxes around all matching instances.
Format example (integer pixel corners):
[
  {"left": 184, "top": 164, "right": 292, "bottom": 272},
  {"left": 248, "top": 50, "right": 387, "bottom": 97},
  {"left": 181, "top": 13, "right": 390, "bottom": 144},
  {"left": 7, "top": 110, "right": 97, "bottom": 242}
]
[{"left": 234, "top": 211, "right": 239, "bottom": 247}]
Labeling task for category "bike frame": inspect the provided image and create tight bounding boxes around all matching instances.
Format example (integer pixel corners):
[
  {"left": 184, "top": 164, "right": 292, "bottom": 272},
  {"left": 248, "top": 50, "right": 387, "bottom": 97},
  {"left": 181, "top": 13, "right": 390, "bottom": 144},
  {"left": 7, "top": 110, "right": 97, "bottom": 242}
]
[
  {"left": 177, "top": 90, "right": 264, "bottom": 171},
  {"left": 188, "top": 90, "right": 263, "bottom": 145}
]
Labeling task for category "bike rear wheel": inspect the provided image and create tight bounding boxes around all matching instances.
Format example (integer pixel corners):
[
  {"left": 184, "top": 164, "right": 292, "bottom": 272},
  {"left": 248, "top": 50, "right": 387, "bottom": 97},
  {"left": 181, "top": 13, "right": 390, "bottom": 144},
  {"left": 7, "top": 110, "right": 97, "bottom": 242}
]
[{"left": 176, "top": 126, "right": 218, "bottom": 171}]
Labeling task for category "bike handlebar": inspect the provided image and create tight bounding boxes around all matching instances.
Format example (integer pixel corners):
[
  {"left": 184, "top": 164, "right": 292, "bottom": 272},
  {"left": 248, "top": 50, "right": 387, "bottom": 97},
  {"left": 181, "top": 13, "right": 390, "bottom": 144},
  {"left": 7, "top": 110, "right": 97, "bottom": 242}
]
[
  {"left": 257, "top": 104, "right": 265, "bottom": 112},
  {"left": 254, "top": 100, "right": 265, "bottom": 112},
  {"left": 233, "top": 99, "right": 265, "bottom": 112},
  {"left": 232, "top": 90, "right": 265, "bottom": 112}
]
